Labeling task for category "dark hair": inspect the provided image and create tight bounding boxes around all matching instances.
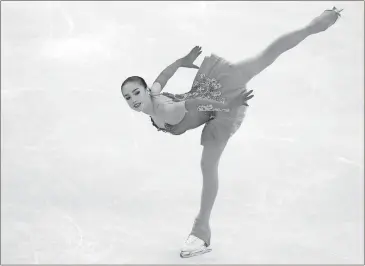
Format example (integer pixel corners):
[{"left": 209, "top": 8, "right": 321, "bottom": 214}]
[{"left": 121, "top": 76, "right": 147, "bottom": 92}]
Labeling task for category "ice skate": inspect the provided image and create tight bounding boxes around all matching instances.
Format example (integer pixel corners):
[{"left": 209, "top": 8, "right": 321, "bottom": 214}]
[{"left": 180, "top": 235, "right": 212, "bottom": 258}]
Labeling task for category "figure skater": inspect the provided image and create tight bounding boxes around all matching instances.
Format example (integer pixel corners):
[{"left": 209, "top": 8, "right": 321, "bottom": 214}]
[{"left": 120, "top": 7, "right": 343, "bottom": 258}]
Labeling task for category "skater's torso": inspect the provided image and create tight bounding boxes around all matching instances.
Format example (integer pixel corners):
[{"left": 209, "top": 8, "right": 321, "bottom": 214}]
[
  {"left": 150, "top": 94, "right": 212, "bottom": 134},
  {"left": 150, "top": 94, "right": 186, "bottom": 126},
  {"left": 171, "top": 105, "right": 212, "bottom": 132}
]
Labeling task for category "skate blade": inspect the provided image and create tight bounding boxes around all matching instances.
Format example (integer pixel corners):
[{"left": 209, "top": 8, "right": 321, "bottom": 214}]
[{"left": 180, "top": 247, "right": 212, "bottom": 258}]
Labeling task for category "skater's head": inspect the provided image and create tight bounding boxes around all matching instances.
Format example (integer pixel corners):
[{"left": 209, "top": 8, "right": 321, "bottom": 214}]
[{"left": 121, "top": 76, "right": 149, "bottom": 112}]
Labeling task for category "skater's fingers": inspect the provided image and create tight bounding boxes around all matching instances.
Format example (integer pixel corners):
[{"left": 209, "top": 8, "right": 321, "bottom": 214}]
[
  {"left": 241, "top": 91, "right": 253, "bottom": 99},
  {"left": 190, "top": 46, "right": 198, "bottom": 54},
  {"left": 245, "top": 95, "right": 254, "bottom": 101},
  {"left": 169, "top": 126, "right": 179, "bottom": 134},
  {"left": 170, "top": 128, "right": 184, "bottom": 135},
  {"left": 244, "top": 90, "right": 254, "bottom": 97}
]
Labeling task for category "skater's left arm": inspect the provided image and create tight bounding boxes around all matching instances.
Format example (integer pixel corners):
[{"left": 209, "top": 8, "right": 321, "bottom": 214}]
[
  {"left": 185, "top": 98, "right": 231, "bottom": 112},
  {"left": 151, "top": 59, "right": 184, "bottom": 95},
  {"left": 238, "top": 7, "right": 342, "bottom": 83},
  {"left": 185, "top": 90, "right": 254, "bottom": 112},
  {"left": 151, "top": 46, "right": 202, "bottom": 95}
]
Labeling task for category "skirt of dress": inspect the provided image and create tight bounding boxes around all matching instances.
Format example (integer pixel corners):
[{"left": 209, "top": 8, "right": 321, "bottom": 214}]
[
  {"left": 158, "top": 53, "right": 248, "bottom": 145},
  {"left": 193, "top": 53, "right": 248, "bottom": 145}
]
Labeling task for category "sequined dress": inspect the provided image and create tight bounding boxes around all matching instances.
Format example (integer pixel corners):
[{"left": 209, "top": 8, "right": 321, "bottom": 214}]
[{"left": 151, "top": 54, "right": 248, "bottom": 145}]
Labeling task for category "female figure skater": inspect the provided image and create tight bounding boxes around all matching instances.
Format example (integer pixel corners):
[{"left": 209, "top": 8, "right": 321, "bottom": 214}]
[{"left": 121, "top": 7, "right": 343, "bottom": 258}]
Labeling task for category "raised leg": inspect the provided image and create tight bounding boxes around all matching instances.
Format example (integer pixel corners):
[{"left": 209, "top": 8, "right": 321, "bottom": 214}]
[{"left": 232, "top": 8, "right": 342, "bottom": 84}]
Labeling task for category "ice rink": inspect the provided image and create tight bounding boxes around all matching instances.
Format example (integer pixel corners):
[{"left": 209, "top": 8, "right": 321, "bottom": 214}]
[{"left": 1, "top": 1, "right": 364, "bottom": 264}]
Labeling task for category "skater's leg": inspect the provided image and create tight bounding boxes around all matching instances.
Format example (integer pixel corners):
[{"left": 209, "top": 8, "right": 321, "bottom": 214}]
[
  {"left": 190, "top": 139, "right": 228, "bottom": 246},
  {"left": 234, "top": 26, "right": 312, "bottom": 80},
  {"left": 233, "top": 8, "right": 342, "bottom": 83}
]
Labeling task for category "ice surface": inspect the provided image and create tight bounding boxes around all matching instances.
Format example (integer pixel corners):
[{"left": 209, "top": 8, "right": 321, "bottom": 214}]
[{"left": 1, "top": 1, "right": 364, "bottom": 264}]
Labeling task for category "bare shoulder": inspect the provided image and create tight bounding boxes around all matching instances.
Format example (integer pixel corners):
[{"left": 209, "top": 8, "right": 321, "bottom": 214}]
[{"left": 150, "top": 82, "right": 162, "bottom": 96}]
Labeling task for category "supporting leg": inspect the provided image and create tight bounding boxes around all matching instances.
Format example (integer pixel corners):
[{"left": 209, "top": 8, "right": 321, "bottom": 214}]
[{"left": 190, "top": 139, "right": 228, "bottom": 246}]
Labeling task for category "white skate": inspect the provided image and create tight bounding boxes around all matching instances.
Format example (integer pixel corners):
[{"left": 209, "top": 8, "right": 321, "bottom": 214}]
[{"left": 180, "top": 235, "right": 212, "bottom": 258}]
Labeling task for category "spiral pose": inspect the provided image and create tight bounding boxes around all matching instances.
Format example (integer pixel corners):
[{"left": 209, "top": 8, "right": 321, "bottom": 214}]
[{"left": 120, "top": 7, "right": 342, "bottom": 258}]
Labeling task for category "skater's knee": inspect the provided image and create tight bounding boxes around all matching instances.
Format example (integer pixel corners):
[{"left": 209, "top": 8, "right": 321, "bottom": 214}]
[
  {"left": 200, "top": 160, "right": 218, "bottom": 179},
  {"left": 200, "top": 158, "right": 218, "bottom": 173},
  {"left": 200, "top": 156, "right": 220, "bottom": 174}
]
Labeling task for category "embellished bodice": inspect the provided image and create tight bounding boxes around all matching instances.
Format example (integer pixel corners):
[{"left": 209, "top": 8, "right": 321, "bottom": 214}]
[{"left": 150, "top": 74, "right": 227, "bottom": 134}]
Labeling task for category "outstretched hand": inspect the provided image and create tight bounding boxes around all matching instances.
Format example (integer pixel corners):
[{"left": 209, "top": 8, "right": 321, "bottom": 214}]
[
  {"left": 181, "top": 46, "right": 202, "bottom": 69},
  {"left": 230, "top": 89, "right": 254, "bottom": 108},
  {"left": 167, "top": 121, "right": 187, "bottom": 135}
]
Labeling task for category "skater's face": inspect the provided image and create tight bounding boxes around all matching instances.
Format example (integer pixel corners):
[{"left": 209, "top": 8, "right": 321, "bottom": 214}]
[{"left": 122, "top": 81, "right": 148, "bottom": 112}]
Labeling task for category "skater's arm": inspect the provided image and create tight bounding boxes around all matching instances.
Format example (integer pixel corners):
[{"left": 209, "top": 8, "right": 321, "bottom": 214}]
[
  {"left": 151, "top": 46, "right": 202, "bottom": 95},
  {"left": 185, "top": 90, "right": 254, "bottom": 112},
  {"left": 238, "top": 8, "right": 342, "bottom": 83},
  {"left": 151, "top": 59, "right": 184, "bottom": 95},
  {"left": 185, "top": 98, "right": 231, "bottom": 112}
]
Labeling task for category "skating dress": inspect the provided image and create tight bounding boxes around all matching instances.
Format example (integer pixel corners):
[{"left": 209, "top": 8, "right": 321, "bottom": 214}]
[{"left": 151, "top": 54, "right": 249, "bottom": 145}]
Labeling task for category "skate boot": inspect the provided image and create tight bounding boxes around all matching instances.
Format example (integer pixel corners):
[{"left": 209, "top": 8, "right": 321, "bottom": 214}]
[{"left": 180, "top": 235, "right": 212, "bottom": 258}]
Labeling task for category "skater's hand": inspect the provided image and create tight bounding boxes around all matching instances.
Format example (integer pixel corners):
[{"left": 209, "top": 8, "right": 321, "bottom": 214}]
[
  {"left": 168, "top": 110, "right": 194, "bottom": 135},
  {"left": 168, "top": 122, "right": 187, "bottom": 135},
  {"left": 230, "top": 89, "right": 254, "bottom": 108},
  {"left": 307, "top": 7, "right": 343, "bottom": 34},
  {"left": 181, "top": 46, "right": 202, "bottom": 69}
]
